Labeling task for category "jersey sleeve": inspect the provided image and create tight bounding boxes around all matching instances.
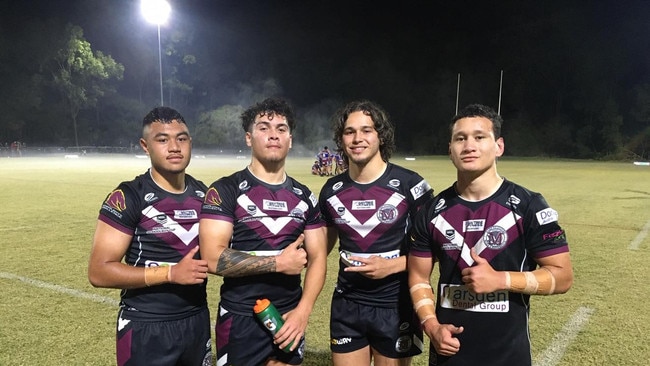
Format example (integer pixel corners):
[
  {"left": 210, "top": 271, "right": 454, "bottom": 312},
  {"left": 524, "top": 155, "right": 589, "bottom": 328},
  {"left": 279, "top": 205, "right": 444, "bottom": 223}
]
[
  {"left": 406, "top": 172, "right": 434, "bottom": 216},
  {"left": 522, "top": 192, "right": 569, "bottom": 259}
]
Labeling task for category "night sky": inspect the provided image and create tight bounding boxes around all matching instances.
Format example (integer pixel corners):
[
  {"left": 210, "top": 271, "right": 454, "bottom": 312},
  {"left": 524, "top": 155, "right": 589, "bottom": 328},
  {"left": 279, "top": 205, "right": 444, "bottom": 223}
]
[{"left": 2, "top": 0, "right": 650, "bottom": 152}]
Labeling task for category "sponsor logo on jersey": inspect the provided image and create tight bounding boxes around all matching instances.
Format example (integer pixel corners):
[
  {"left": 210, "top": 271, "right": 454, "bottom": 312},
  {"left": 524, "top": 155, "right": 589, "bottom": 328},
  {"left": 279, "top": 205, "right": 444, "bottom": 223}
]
[
  {"left": 507, "top": 194, "right": 520, "bottom": 206},
  {"left": 542, "top": 229, "right": 565, "bottom": 241},
  {"left": 536, "top": 208, "right": 558, "bottom": 225},
  {"left": 434, "top": 198, "right": 446, "bottom": 212},
  {"left": 352, "top": 200, "right": 376, "bottom": 210},
  {"left": 238, "top": 180, "right": 249, "bottom": 190},
  {"left": 263, "top": 199, "right": 288, "bottom": 211},
  {"left": 377, "top": 204, "right": 398, "bottom": 224},
  {"left": 483, "top": 226, "right": 508, "bottom": 249},
  {"left": 439, "top": 283, "right": 509, "bottom": 313},
  {"left": 194, "top": 190, "right": 205, "bottom": 198},
  {"left": 174, "top": 209, "right": 198, "bottom": 220},
  {"left": 105, "top": 190, "right": 127, "bottom": 212},
  {"left": 204, "top": 187, "right": 222, "bottom": 206},
  {"left": 332, "top": 181, "right": 344, "bottom": 191},
  {"left": 309, "top": 192, "right": 318, "bottom": 207},
  {"left": 144, "top": 192, "right": 156, "bottom": 202},
  {"left": 464, "top": 219, "right": 485, "bottom": 232},
  {"left": 389, "top": 179, "right": 401, "bottom": 188},
  {"left": 410, "top": 179, "right": 431, "bottom": 200},
  {"left": 292, "top": 187, "right": 304, "bottom": 196},
  {"left": 247, "top": 205, "right": 257, "bottom": 214}
]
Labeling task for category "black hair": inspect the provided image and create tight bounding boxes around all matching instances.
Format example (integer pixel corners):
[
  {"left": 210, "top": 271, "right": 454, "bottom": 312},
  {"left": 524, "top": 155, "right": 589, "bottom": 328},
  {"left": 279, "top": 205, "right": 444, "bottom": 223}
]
[
  {"left": 331, "top": 100, "right": 396, "bottom": 162},
  {"left": 142, "top": 106, "right": 187, "bottom": 127},
  {"left": 450, "top": 104, "right": 502, "bottom": 139},
  {"left": 240, "top": 97, "right": 296, "bottom": 132}
]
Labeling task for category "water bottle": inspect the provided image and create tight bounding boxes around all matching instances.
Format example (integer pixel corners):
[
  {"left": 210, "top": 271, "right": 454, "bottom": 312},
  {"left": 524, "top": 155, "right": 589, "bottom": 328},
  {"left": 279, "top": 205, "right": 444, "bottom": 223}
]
[{"left": 253, "top": 298, "right": 293, "bottom": 352}]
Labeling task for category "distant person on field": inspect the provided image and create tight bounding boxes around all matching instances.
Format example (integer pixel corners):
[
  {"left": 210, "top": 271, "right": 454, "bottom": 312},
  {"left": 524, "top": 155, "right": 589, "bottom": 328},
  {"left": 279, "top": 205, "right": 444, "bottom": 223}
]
[
  {"left": 408, "top": 103, "right": 574, "bottom": 366},
  {"left": 319, "top": 100, "right": 434, "bottom": 366},
  {"left": 88, "top": 106, "right": 212, "bottom": 366},
  {"left": 199, "top": 97, "right": 327, "bottom": 366},
  {"left": 318, "top": 146, "right": 332, "bottom": 176},
  {"left": 312, "top": 160, "right": 321, "bottom": 175}
]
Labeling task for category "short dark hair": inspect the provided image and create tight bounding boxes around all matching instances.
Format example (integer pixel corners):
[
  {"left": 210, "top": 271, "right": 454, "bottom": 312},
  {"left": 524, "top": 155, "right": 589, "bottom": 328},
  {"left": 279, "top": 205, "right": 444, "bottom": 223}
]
[
  {"left": 142, "top": 106, "right": 187, "bottom": 127},
  {"left": 451, "top": 104, "right": 502, "bottom": 139},
  {"left": 332, "top": 100, "right": 396, "bottom": 162},
  {"left": 240, "top": 97, "right": 296, "bottom": 133}
]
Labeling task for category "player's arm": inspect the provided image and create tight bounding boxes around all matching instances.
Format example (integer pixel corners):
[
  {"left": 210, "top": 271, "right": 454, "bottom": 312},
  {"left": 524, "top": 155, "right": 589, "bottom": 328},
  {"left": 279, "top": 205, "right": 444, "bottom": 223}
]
[
  {"left": 88, "top": 220, "right": 144, "bottom": 289},
  {"left": 199, "top": 218, "right": 306, "bottom": 277},
  {"left": 325, "top": 225, "right": 339, "bottom": 254},
  {"left": 275, "top": 226, "right": 328, "bottom": 351},
  {"left": 462, "top": 249, "right": 573, "bottom": 295},
  {"left": 88, "top": 220, "right": 207, "bottom": 289},
  {"left": 408, "top": 254, "right": 463, "bottom": 356}
]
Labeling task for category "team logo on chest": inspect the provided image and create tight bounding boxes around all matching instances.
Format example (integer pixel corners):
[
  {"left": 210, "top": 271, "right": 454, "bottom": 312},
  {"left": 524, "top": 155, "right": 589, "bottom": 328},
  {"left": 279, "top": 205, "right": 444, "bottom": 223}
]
[
  {"left": 377, "top": 204, "right": 398, "bottom": 224},
  {"left": 483, "top": 226, "right": 508, "bottom": 249}
]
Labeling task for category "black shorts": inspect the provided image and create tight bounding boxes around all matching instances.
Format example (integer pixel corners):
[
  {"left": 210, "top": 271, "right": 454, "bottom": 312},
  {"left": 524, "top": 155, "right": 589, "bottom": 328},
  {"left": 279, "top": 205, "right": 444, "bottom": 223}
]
[
  {"left": 329, "top": 292, "right": 423, "bottom": 358},
  {"left": 215, "top": 303, "right": 305, "bottom": 366},
  {"left": 116, "top": 307, "right": 212, "bottom": 366}
]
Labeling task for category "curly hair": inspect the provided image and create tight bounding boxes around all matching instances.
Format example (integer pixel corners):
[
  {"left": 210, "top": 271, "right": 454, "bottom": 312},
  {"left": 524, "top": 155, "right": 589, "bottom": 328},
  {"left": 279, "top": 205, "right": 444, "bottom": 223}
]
[
  {"left": 240, "top": 97, "right": 296, "bottom": 133},
  {"left": 331, "top": 100, "right": 396, "bottom": 162}
]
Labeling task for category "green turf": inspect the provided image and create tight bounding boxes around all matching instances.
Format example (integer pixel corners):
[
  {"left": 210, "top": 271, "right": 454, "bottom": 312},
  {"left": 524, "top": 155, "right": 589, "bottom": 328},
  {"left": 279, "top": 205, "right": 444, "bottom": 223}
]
[{"left": 0, "top": 154, "right": 648, "bottom": 365}]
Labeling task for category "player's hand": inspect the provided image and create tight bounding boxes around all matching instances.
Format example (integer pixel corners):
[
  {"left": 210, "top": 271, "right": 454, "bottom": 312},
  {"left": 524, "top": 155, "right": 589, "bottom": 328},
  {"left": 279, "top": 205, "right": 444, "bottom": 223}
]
[
  {"left": 274, "top": 306, "right": 309, "bottom": 352},
  {"left": 343, "top": 254, "right": 395, "bottom": 279},
  {"left": 423, "top": 320, "right": 464, "bottom": 356},
  {"left": 460, "top": 248, "right": 502, "bottom": 293},
  {"left": 276, "top": 234, "right": 307, "bottom": 275},
  {"left": 169, "top": 246, "right": 208, "bottom": 285}
]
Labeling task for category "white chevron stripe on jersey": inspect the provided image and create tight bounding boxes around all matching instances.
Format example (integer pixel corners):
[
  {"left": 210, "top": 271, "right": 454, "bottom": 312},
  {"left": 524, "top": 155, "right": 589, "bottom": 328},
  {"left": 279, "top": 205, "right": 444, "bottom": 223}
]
[
  {"left": 460, "top": 211, "right": 522, "bottom": 265},
  {"left": 142, "top": 206, "right": 198, "bottom": 245},
  {"left": 237, "top": 195, "right": 309, "bottom": 235},
  {"left": 328, "top": 192, "right": 405, "bottom": 238}
]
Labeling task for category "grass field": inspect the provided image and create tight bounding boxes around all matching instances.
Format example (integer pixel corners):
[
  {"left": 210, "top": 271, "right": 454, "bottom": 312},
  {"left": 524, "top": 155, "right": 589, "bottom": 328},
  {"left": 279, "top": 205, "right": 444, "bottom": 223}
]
[{"left": 1, "top": 154, "right": 649, "bottom": 365}]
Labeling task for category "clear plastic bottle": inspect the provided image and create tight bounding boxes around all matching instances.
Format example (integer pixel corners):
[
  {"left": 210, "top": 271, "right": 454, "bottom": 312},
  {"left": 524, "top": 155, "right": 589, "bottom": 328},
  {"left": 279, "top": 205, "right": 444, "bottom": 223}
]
[{"left": 253, "top": 298, "right": 293, "bottom": 352}]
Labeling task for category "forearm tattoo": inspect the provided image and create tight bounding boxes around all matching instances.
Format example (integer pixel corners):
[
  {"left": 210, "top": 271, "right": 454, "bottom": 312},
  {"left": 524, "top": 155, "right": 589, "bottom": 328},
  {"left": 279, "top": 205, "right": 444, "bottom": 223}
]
[{"left": 215, "top": 248, "right": 276, "bottom": 277}]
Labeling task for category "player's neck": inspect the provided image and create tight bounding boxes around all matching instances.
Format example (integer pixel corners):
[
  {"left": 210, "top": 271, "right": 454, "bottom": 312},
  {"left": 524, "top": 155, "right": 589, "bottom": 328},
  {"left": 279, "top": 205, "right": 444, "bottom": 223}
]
[
  {"left": 455, "top": 171, "right": 503, "bottom": 201},
  {"left": 149, "top": 169, "right": 186, "bottom": 193},
  {"left": 348, "top": 158, "right": 387, "bottom": 184},
  {"left": 247, "top": 161, "right": 287, "bottom": 184}
]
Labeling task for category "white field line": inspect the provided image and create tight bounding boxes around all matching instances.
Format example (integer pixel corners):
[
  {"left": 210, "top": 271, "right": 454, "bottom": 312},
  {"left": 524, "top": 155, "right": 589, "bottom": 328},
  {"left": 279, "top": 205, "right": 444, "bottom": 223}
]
[
  {"left": 0, "top": 272, "right": 119, "bottom": 306},
  {"left": 533, "top": 306, "right": 594, "bottom": 366},
  {"left": 629, "top": 219, "right": 650, "bottom": 250}
]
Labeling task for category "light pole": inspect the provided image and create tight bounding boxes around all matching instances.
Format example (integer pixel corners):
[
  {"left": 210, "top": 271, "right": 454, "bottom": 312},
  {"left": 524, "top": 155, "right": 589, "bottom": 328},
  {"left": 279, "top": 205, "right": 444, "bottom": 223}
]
[{"left": 141, "top": 0, "right": 171, "bottom": 106}]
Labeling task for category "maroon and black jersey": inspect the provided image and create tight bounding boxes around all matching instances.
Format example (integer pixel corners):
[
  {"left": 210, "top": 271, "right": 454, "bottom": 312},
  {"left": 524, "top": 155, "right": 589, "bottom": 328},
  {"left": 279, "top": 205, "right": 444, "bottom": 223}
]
[
  {"left": 319, "top": 163, "right": 434, "bottom": 306},
  {"left": 410, "top": 179, "right": 569, "bottom": 366},
  {"left": 98, "top": 170, "right": 208, "bottom": 321},
  {"left": 200, "top": 168, "right": 325, "bottom": 315}
]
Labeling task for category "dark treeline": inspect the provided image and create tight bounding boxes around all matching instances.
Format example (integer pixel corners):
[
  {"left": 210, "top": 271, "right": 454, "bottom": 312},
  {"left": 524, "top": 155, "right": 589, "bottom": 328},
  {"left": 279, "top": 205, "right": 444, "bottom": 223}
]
[{"left": 1, "top": 0, "right": 649, "bottom": 159}]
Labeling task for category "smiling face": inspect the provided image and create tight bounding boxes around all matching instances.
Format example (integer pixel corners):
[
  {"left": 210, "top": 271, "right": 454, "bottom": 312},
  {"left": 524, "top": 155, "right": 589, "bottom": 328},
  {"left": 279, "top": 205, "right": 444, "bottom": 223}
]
[
  {"left": 449, "top": 116, "right": 504, "bottom": 176},
  {"left": 246, "top": 112, "right": 292, "bottom": 164},
  {"left": 140, "top": 120, "right": 192, "bottom": 176},
  {"left": 341, "top": 110, "right": 383, "bottom": 167}
]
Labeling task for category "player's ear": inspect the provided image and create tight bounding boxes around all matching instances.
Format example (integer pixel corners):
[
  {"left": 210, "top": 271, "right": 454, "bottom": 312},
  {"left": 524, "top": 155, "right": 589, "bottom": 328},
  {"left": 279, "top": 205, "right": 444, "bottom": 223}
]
[{"left": 139, "top": 138, "right": 149, "bottom": 154}]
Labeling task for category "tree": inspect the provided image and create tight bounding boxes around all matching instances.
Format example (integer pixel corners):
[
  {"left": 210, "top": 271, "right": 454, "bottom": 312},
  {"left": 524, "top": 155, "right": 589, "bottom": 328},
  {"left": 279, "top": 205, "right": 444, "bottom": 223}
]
[
  {"left": 50, "top": 24, "right": 124, "bottom": 150},
  {"left": 193, "top": 104, "right": 245, "bottom": 151}
]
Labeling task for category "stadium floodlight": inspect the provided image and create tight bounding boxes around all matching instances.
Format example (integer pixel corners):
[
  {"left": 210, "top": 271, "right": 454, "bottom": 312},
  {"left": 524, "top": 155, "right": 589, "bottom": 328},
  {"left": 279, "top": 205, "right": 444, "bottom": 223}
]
[{"left": 141, "top": 0, "right": 171, "bottom": 106}]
